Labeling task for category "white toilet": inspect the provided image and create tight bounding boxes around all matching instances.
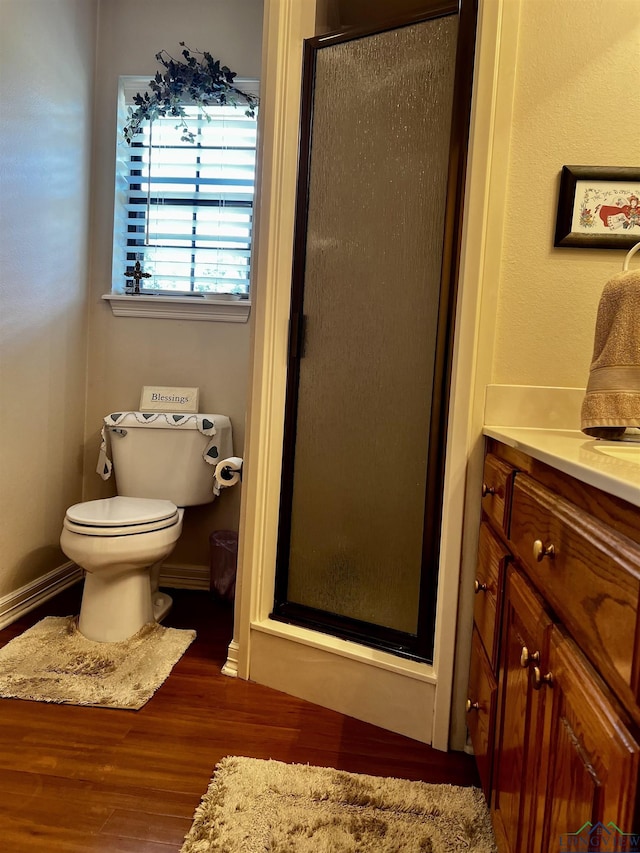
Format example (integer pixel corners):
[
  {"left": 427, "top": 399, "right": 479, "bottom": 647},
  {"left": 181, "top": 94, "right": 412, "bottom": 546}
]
[{"left": 60, "top": 411, "right": 233, "bottom": 642}]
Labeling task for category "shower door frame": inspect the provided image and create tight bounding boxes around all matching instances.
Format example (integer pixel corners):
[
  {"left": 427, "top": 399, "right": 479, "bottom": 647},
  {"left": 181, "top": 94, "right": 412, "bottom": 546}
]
[{"left": 272, "top": 1, "right": 478, "bottom": 664}]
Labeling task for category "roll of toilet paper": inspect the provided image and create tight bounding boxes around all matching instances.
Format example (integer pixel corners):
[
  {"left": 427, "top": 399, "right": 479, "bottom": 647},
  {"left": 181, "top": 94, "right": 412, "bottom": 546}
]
[{"left": 214, "top": 456, "right": 243, "bottom": 489}]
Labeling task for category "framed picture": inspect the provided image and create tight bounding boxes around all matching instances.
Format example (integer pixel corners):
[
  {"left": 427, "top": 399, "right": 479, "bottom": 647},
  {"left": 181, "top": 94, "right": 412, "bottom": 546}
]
[{"left": 554, "top": 166, "right": 640, "bottom": 249}]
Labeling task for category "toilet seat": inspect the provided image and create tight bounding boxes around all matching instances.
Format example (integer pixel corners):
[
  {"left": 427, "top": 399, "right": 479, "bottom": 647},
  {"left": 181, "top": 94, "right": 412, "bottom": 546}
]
[{"left": 64, "top": 496, "right": 180, "bottom": 537}]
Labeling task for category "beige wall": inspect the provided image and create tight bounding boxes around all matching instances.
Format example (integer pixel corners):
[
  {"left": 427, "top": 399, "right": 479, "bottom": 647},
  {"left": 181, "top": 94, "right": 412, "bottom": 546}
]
[
  {"left": 0, "top": 0, "right": 264, "bottom": 606},
  {"left": 0, "top": 0, "right": 97, "bottom": 598},
  {"left": 85, "top": 0, "right": 264, "bottom": 566},
  {"left": 491, "top": 0, "right": 640, "bottom": 389}
]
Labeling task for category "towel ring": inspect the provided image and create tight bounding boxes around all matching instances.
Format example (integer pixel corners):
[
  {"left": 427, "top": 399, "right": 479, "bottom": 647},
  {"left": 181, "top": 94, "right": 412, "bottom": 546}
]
[{"left": 623, "top": 240, "right": 640, "bottom": 271}]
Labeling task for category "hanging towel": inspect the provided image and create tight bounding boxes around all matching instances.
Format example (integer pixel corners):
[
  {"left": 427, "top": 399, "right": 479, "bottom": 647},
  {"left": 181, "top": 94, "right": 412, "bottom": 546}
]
[
  {"left": 96, "top": 412, "right": 233, "bottom": 494},
  {"left": 581, "top": 269, "right": 640, "bottom": 438}
]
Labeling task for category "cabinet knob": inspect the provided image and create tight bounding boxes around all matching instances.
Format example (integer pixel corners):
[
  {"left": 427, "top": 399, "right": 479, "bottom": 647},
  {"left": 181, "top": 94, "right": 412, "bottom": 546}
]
[
  {"left": 533, "top": 539, "right": 555, "bottom": 562},
  {"left": 474, "top": 579, "right": 488, "bottom": 594},
  {"left": 520, "top": 645, "right": 540, "bottom": 668},
  {"left": 466, "top": 699, "right": 480, "bottom": 713},
  {"left": 531, "top": 666, "right": 553, "bottom": 690},
  {"left": 481, "top": 482, "right": 495, "bottom": 498}
]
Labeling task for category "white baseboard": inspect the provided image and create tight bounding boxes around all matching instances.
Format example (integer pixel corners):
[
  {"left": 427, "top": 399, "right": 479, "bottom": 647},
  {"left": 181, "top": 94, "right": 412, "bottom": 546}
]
[
  {"left": 160, "top": 562, "right": 210, "bottom": 591},
  {"left": 0, "top": 562, "right": 83, "bottom": 630},
  {"left": 222, "top": 639, "right": 239, "bottom": 677}
]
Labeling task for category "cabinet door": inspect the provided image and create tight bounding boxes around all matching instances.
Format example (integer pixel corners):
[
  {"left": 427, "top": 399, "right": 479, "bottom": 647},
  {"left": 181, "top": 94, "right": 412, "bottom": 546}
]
[
  {"left": 536, "top": 628, "right": 640, "bottom": 851},
  {"left": 492, "top": 567, "right": 552, "bottom": 853},
  {"left": 467, "top": 627, "right": 498, "bottom": 799}
]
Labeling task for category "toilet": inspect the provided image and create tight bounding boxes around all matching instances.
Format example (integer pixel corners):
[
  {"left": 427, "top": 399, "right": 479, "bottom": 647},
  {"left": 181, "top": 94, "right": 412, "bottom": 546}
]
[{"left": 60, "top": 411, "right": 233, "bottom": 642}]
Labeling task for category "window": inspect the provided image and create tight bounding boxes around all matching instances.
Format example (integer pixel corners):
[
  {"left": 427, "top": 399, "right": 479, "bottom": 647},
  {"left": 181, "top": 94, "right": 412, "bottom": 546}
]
[{"left": 112, "top": 77, "right": 258, "bottom": 302}]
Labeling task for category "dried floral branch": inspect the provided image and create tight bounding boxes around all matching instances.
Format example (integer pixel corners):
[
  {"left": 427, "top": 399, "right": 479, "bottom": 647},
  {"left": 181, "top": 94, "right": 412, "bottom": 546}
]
[{"left": 123, "top": 43, "right": 258, "bottom": 144}]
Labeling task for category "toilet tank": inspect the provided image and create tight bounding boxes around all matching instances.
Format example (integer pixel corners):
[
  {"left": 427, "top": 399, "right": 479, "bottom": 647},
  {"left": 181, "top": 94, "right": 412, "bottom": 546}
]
[{"left": 106, "top": 412, "right": 233, "bottom": 506}]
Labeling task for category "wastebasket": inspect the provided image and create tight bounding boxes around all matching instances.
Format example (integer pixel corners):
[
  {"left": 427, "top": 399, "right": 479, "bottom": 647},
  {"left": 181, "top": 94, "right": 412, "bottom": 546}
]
[{"left": 209, "top": 529, "right": 238, "bottom": 602}]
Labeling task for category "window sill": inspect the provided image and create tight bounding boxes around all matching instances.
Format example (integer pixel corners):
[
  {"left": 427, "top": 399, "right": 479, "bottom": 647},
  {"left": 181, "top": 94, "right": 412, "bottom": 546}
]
[{"left": 102, "top": 293, "right": 251, "bottom": 323}]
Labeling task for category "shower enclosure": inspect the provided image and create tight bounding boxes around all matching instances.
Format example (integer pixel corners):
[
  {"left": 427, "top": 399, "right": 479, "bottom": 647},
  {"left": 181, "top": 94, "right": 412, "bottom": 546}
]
[{"left": 272, "top": 1, "right": 477, "bottom": 662}]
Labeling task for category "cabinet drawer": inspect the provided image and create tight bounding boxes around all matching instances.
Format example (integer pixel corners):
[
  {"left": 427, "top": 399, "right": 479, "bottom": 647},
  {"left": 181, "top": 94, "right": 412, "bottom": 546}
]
[
  {"left": 474, "top": 522, "right": 508, "bottom": 670},
  {"left": 467, "top": 627, "right": 497, "bottom": 800},
  {"left": 510, "top": 473, "right": 640, "bottom": 711},
  {"left": 481, "top": 453, "right": 515, "bottom": 536}
]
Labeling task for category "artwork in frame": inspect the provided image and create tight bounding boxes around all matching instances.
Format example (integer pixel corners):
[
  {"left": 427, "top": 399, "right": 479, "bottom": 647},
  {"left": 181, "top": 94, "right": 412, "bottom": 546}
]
[{"left": 554, "top": 166, "right": 640, "bottom": 249}]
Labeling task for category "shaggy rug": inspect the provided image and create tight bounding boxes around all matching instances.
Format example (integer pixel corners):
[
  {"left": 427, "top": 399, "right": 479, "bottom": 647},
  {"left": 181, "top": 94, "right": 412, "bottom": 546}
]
[
  {"left": 180, "top": 756, "right": 496, "bottom": 853},
  {"left": 0, "top": 616, "right": 195, "bottom": 709}
]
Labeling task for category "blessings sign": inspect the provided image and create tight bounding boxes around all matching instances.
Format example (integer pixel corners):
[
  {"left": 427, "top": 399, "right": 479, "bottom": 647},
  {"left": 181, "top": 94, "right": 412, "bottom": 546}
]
[{"left": 139, "top": 386, "right": 199, "bottom": 413}]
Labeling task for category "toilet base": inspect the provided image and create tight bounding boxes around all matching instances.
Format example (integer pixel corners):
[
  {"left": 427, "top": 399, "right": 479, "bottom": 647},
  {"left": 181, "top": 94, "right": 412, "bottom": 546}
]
[
  {"left": 149, "top": 560, "right": 172, "bottom": 622},
  {"left": 78, "top": 568, "right": 154, "bottom": 643},
  {"left": 60, "top": 513, "right": 183, "bottom": 644},
  {"left": 153, "top": 591, "right": 173, "bottom": 622}
]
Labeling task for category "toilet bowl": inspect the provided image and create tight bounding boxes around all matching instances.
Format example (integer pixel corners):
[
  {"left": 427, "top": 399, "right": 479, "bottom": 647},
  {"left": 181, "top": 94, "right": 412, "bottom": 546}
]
[
  {"left": 60, "top": 411, "right": 234, "bottom": 643},
  {"left": 61, "top": 497, "right": 184, "bottom": 642}
]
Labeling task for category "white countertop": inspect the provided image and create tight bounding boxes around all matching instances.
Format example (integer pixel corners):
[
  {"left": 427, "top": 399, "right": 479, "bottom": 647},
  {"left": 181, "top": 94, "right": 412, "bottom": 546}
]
[{"left": 483, "top": 426, "right": 640, "bottom": 509}]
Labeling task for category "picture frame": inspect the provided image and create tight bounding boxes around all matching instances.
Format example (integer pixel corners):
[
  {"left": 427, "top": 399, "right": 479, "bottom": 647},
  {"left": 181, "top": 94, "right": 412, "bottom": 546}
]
[{"left": 554, "top": 166, "right": 640, "bottom": 249}]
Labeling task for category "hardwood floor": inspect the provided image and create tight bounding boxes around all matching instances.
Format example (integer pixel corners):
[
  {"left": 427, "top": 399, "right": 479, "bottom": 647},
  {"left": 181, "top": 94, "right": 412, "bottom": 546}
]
[{"left": 0, "top": 584, "right": 479, "bottom": 851}]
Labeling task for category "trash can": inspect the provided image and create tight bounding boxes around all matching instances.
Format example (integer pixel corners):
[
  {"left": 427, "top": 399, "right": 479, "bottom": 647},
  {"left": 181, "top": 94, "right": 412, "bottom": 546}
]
[{"left": 209, "top": 529, "right": 238, "bottom": 602}]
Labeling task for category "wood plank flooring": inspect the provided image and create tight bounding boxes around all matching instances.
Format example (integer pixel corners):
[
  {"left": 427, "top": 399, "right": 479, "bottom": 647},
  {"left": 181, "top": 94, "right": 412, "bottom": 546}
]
[{"left": 0, "top": 584, "right": 478, "bottom": 851}]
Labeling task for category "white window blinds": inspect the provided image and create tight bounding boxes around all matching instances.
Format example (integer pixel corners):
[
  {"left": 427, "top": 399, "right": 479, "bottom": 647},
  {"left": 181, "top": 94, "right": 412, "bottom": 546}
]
[{"left": 113, "top": 77, "right": 258, "bottom": 296}]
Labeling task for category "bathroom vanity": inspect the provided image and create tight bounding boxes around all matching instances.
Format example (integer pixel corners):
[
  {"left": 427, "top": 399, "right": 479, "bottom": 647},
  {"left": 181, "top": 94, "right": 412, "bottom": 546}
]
[{"left": 467, "top": 429, "right": 640, "bottom": 851}]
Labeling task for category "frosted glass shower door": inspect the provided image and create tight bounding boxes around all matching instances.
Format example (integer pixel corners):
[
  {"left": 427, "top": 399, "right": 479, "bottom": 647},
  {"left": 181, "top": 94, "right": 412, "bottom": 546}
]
[{"left": 274, "top": 4, "right": 476, "bottom": 661}]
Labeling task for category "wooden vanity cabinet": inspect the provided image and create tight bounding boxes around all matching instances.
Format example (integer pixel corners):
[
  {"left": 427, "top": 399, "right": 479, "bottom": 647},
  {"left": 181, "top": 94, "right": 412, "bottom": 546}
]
[
  {"left": 468, "top": 440, "right": 640, "bottom": 851},
  {"left": 492, "top": 566, "right": 551, "bottom": 853},
  {"left": 467, "top": 626, "right": 498, "bottom": 797},
  {"left": 481, "top": 452, "right": 515, "bottom": 535},
  {"left": 466, "top": 454, "right": 514, "bottom": 799},
  {"left": 536, "top": 627, "right": 639, "bottom": 851},
  {"left": 510, "top": 473, "right": 640, "bottom": 716}
]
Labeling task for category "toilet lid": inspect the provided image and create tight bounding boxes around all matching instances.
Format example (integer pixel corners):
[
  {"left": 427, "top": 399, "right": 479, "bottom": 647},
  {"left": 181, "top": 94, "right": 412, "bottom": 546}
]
[{"left": 66, "top": 496, "right": 178, "bottom": 527}]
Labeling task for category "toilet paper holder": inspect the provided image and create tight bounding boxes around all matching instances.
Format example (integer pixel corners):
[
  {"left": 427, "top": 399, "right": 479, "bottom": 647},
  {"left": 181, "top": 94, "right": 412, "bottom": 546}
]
[{"left": 219, "top": 461, "right": 243, "bottom": 482}]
